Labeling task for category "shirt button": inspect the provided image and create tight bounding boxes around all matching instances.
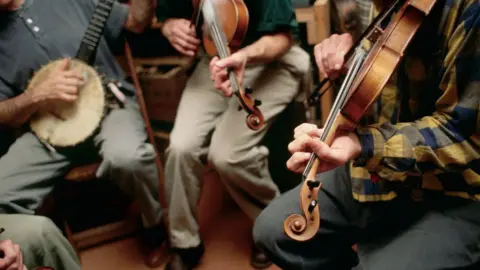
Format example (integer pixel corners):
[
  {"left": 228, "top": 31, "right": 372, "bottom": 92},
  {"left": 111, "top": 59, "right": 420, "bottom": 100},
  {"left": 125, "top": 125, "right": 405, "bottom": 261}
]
[
  {"left": 26, "top": 18, "right": 33, "bottom": 24},
  {"left": 33, "top": 26, "right": 39, "bottom": 32}
]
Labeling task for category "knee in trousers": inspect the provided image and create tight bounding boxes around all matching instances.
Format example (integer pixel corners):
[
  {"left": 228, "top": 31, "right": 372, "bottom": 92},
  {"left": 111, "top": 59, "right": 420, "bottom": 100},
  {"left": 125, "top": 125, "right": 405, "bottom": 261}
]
[
  {"left": 12, "top": 216, "right": 61, "bottom": 249},
  {"left": 253, "top": 209, "right": 279, "bottom": 253},
  {"left": 104, "top": 143, "right": 156, "bottom": 174}
]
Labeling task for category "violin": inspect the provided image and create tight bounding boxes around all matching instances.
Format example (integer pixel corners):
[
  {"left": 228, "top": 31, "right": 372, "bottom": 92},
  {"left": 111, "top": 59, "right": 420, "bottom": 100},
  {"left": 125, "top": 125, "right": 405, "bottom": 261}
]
[
  {"left": 191, "top": 0, "right": 264, "bottom": 131},
  {"left": 283, "top": 0, "right": 438, "bottom": 241}
]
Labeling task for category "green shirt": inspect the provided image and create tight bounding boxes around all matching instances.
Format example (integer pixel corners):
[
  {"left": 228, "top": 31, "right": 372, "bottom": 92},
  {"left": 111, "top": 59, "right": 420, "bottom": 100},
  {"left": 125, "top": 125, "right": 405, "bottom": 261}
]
[{"left": 155, "top": 0, "right": 299, "bottom": 47}]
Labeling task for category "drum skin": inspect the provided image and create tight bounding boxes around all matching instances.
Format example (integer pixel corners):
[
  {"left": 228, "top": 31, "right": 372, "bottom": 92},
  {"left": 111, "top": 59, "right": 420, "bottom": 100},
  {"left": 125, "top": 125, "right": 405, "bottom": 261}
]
[{"left": 28, "top": 59, "right": 105, "bottom": 147}]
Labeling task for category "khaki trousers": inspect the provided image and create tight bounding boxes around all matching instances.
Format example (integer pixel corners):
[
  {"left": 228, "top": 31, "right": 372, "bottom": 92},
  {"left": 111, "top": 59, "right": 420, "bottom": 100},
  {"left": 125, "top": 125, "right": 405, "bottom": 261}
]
[{"left": 164, "top": 45, "right": 311, "bottom": 248}]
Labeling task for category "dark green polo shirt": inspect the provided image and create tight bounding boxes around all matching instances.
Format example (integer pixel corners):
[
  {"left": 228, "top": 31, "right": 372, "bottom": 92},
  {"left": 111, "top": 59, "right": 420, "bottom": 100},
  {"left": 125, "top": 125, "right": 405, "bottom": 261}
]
[
  {"left": 0, "top": 0, "right": 132, "bottom": 101},
  {"left": 156, "top": 0, "right": 299, "bottom": 48}
]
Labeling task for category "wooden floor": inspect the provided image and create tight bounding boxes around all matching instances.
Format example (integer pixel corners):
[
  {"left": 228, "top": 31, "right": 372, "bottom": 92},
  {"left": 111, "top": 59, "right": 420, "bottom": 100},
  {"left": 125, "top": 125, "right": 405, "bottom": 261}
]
[
  {"left": 79, "top": 169, "right": 282, "bottom": 270},
  {"left": 80, "top": 207, "right": 281, "bottom": 270}
]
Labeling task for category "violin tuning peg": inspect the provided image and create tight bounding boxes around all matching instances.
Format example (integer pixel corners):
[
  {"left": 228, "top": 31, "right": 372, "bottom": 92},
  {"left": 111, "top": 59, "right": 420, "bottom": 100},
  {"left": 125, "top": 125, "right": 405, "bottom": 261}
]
[
  {"left": 254, "top": 99, "right": 262, "bottom": 107},
  {"left": 245, "top": 87, "right": 253, "bottom": 94},
  {"left": 306, "top": 180, "right": 321, "bottom": 189},
  {"left": 308, "top": 200, "right": 318, "bottom": 213}
]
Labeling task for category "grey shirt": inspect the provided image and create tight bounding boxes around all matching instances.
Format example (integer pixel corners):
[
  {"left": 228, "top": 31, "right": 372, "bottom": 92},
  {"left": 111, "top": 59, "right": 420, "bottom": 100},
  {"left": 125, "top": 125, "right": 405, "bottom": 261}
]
[{"left": 0, "top": 0, "right": 132, "bottom": 101}]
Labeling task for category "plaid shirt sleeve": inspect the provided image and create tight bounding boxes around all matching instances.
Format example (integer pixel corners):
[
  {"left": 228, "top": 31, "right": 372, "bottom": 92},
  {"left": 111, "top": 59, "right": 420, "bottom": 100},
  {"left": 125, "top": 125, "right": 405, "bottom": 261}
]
[{"left": 353, "top": 4, "right": 480, "bottom": 182}]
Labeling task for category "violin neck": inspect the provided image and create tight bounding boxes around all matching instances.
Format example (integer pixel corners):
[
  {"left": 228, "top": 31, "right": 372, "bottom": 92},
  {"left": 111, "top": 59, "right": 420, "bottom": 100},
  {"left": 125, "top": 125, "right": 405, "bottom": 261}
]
[
  {"left": 302, "top": 48, "right": 367, "bottom": 179},
  {"left": 201, "top": 0, "right": 242, "bottom": 92}
]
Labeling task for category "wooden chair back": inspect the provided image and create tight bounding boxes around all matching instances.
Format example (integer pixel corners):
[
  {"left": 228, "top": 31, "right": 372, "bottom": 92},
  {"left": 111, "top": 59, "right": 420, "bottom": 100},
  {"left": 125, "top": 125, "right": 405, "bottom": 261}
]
[{"left": 122, "top": 41, "right": 167, "bottom": 208}]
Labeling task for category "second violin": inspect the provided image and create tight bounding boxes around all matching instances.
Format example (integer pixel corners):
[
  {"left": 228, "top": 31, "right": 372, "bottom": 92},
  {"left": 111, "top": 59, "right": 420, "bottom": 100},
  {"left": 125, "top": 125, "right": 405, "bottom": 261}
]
[{"left": 193, "top": 0, "right": 264, "bottom": 130}]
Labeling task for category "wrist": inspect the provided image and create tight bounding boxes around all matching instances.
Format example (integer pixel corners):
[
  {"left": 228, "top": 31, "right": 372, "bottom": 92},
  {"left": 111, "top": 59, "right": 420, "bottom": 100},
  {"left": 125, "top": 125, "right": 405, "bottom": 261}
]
[
  {"left": 24, "top": 89, "right": 44, "bottom": 108},
  {"left": 351, "top": 128, "right": 385, "bottom": 172},
  {"left": 351, "top": 132, "right": 362, "bottom": 160},
  {"left": 239, "top": 44, "right": 264, "bottom": 65},
  {"left": 352, "top": 129, "right": 369, "bottom": 166},
  {"left": 160, "top": 19, "right": 174, "bottom": 37}
]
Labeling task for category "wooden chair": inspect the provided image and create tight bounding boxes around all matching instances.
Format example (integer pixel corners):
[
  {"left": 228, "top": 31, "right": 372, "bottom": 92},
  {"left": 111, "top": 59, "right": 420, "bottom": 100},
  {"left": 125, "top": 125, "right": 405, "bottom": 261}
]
[{"left": 50, "top": 41, "right": 168, "bottom": 253}]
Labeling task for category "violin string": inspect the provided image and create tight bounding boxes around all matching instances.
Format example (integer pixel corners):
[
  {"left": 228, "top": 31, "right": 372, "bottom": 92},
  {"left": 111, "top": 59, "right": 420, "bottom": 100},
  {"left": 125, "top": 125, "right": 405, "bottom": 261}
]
[
  {"left": 202, "top": 0, "right": 240, "bottom": 92},
  {"left": 302, "top": 48, "right": 366, "bottom": 179},
  {"left": 306, "top": 0, "right": 401, "bottom": 107}
]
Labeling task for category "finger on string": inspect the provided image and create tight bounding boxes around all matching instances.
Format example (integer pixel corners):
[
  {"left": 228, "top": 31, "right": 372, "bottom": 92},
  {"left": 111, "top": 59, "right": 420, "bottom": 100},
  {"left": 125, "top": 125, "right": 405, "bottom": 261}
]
[
  {"left": 218, "top": 69, "right": 228, "bottom": 79},
  {"left": 219, "top": 80, "right": 231, "bottom": 96},
  {"left": 286, "top": 152, "right": 310, "bottom": 172},
  {"left": 294, "top": 124, "right": 321, "bottom": 139},
  {"left": 214, "top": 70, "right": 228, "bottom": 86},
  {"left": 288, "top": 134, "right": 311, "bottom": 154},
  {"left": 307, "top": 139, "right": 348, "bottom": 166},
  {"left": 292, "top": 165, "right": 306, "bottom": 174},
  {"left": 215, "top": 56, "right": 239, "bottom": 69},
  {"left": 209, "top": 59, "right": 219, "bottom": 78},
  {"left": 209, "top": 57, "right": 219, "bottom": 70},
  {"left": 294, "top": 123, "right": 317, "bottom": 134}
]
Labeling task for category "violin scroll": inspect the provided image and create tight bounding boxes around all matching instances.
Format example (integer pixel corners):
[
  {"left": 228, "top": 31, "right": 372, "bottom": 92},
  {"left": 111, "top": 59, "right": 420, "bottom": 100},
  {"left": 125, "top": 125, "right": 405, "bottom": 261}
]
[
  {"left": 236, "top": 86, "right": 264, "bottom": 130},
  {"left": 284, "top": 179, "right": 322, "bottom": 241}
]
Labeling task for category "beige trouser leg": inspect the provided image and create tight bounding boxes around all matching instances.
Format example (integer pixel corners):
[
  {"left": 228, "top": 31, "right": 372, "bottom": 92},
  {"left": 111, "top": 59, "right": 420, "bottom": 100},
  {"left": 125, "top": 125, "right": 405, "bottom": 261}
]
[{"left": 165, "top": 46, "right": 311, "bottom": 248}]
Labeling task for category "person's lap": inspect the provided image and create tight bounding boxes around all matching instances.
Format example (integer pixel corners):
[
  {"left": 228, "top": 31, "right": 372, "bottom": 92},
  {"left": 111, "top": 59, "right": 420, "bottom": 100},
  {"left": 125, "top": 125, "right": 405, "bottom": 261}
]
[
  {"left": 0, "top": 214, "right": 81, "bottom": 270},
  {"left": 0, "top": 99, "right": 160, "bottom": 220},
  {"left": 253, "top": 166, "right": 480, "bottom": 270}
]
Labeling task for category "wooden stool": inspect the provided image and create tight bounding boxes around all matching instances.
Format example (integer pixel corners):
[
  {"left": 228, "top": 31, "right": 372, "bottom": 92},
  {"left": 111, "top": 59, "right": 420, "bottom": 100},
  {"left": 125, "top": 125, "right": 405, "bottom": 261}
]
[{"left": 55, "top": 162, "right": 141, "bottom": 254}]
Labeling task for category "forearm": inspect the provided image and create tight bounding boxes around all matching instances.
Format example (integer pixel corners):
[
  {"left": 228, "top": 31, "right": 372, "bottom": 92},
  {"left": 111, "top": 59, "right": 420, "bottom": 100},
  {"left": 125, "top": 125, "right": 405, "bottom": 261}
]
[
  {"left": 0, "top": 92, "right": 40, "bottom": 128},
  {"left": 354, "top": 111, "right": 480, "bottom": 181},
  {"left": 124, "top": 0, "right": 156, "bottom": 33},
  {"left": 239, "top": 31, "right": 294, "bottom": 64}
]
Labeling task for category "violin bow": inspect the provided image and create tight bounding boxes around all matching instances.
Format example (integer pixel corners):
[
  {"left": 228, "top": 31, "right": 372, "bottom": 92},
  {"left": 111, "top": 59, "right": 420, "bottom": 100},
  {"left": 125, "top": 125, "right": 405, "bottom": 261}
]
[{"left": 306, "top": 0, "right": 401, "bottom": 107}]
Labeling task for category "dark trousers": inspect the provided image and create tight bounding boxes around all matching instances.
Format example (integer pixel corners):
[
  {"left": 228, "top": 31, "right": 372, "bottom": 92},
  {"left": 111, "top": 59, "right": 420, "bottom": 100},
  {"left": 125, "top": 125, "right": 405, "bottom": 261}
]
[{"left": 253, "top": 165, "right": 480, "bottom": 270}]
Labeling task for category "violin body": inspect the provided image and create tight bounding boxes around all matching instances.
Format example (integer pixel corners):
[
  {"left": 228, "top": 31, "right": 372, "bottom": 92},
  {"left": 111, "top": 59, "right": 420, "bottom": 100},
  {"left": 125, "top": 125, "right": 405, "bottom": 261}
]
[
  {"left": 202, "top": 0, "right": 249, "bottom": 56},
  {"left": 284, "top": 0, "right": 438, "bottom": 241}
]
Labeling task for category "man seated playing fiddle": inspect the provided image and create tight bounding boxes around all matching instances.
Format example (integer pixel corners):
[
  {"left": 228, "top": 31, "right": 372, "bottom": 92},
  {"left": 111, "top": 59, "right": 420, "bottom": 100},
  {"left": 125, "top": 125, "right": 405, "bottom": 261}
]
[
  {"left": 0, "top": 0, "right": 167, "bottom": 267},
  {"left": 253, "top": 0, "right": 480, "bottom": 269},
  {"left": 156, "top": 0, "right": 311, "bottom": 269}
]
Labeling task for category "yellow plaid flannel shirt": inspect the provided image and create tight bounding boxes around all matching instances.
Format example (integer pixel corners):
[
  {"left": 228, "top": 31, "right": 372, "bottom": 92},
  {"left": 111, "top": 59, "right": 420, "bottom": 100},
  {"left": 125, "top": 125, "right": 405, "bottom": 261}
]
[{"left": 350, "top": 0, "right": 480, "bottom": 202}]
